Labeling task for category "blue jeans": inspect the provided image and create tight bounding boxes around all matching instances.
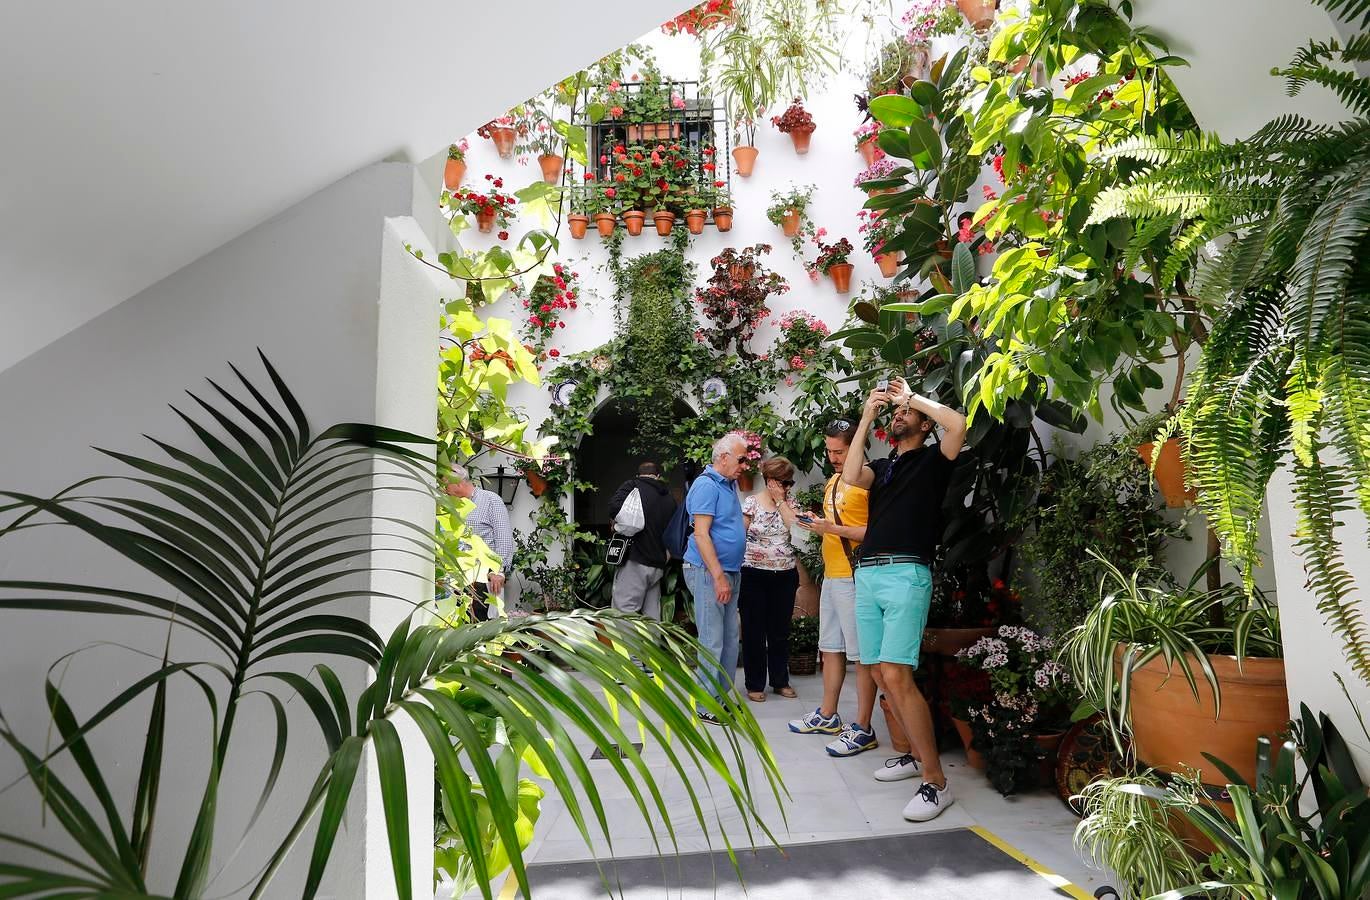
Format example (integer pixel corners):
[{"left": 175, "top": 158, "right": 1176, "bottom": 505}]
[{"left": 684, "top": 564, "right": 741, "bottom": 705}]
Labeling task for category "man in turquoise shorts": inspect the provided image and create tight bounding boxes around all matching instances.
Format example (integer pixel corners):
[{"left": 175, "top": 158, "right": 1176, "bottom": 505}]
[{"left": 842, "top": 376, "right": 965, "bottom": 822}]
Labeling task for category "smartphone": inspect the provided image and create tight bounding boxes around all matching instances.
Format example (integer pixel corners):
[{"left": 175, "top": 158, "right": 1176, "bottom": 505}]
[
  {"left": 796, "top": 513, "right": 815, "bottom": 524},
  {"left": 876, "top": 377, "right": 889, "bottom": 392}
]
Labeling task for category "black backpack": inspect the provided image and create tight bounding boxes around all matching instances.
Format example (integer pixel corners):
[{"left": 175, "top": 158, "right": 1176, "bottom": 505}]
[{"left": 663, "top": 500, "right": 693, "bottom": 561}]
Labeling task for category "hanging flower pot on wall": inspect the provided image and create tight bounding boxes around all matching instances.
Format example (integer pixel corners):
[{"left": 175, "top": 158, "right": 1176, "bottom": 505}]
[
  {"left": 476, "top": 209, "right": 497, "bottom": 233},
  {"left": 876, "top": 253, "right": 901, "bottom": 278},
  {"left": 443, "top": 158, "right": 466, "bottom": 191},
  {"left": 780, "top": 208, "right": 801, "bottom": 237},
  {"left": 653, "top": 211, "right": 676, "bottom": 236},
  {"left": 622, "top": 210, "right": 646, "bottom": 236},
  {"left": 858, "top": 141, "right": 880, "bottom": 167},
  {"left": 567, "top": 213, "right": 589, "bottom": 240},
  {"left": 713, "top": 206, "right": 733, "bottom": 231},
  {"left": 827, "top": 262, "right": 855, "bottom": 294},
  {"left": 594, "top": 212, "right": 617, "bottom": 237},
  {"left": 686, "top": 209, "right": 707, "bottom": 235},
  {"left": 737, "top": 471, "right": 755, "bottom": 493},
  {"left": 524, "top": 469, "right": 550, "bottom": 497},
  {"left": 957, "top": 0, "right": 997, "bottom": 31},
  {"left": 1137, "top": 438, "right": 1197, "bottom": 507},
  {"left": 489, "top": 126, "right": 516, "bottom": 159},
  {"left": 733, "top": 146, "right": 759, "bottom": 177},
  {"left": 789, "top": 126, "right": 815, "bottom": 155},
  {"left": 537, "top": 154, "right": 564, "bottom": 185}
]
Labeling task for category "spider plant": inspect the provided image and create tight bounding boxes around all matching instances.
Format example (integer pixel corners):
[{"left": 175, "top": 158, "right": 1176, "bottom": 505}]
[
  {"left": 0, "top": 354, "right": 784, "bottom": 899},
  {"left": 1061, "top": 553, "right": 1281, "bottom": 750},
  {"left": 1073, "top": 771, "right": 1206, "bottom": 899}
]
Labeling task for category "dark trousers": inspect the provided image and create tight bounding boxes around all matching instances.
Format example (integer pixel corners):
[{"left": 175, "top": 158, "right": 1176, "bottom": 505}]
[
  {"left": 739, "top": 566, "right": 798, "bottom": 692},
  {"left": 471, "top": 581, "right": 492, "bottom": 622}
]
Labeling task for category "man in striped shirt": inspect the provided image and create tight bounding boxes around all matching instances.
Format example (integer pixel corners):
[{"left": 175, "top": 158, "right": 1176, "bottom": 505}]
[{"left": 446, "top": 464, "right": 514, "bottom": 620}]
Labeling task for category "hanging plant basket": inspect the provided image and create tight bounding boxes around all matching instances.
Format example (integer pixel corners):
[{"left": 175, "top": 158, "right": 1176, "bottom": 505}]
[
  {"left": 733, "top": 146, "right": 759, "bottom": 177},
  {"left": 489, "top": 126, "right": 516, "bottom": 159},
  {"left": 443, "top": 158, "right": 466, "bottom": 191},
  {"left": 622, "top": 210, "right": 646, "bottom": 236},
  {"left": 827, "top": 262, "right": 855, "bottom": 294},
  {"left": 567, "top": 213, "right": 589, "bottom": 240},
  {"left": 537, "top": 154, "right": 564, "bottom": 185},
  {"left": 1137, "top": 437, "right": 1196, "bottom": 507}
]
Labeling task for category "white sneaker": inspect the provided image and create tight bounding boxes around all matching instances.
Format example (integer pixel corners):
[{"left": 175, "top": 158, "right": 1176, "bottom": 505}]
[
  {"left": 873, "top": 753, "right": 921, "bottom": 782},
  {"left": 902, "top": 780, "right": 953, "bottom": 822}
]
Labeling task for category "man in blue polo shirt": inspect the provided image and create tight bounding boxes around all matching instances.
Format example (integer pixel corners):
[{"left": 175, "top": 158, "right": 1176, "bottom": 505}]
[{"left": 683, "top": 432, "right": 748, "bottom": 725}]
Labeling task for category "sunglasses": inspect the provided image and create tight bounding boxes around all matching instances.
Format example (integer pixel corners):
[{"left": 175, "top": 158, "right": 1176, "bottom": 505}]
[
  {"left": 772, "top": 478, "right": 795, "bottom": 487},
  {"left": 828, "top": 420, "right": 853, "bottom": 431}
]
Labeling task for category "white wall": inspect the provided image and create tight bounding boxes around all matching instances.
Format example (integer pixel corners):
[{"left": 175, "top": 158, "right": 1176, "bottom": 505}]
[{"left": 0, "top": 161, "right": 437, "bottom": 896}]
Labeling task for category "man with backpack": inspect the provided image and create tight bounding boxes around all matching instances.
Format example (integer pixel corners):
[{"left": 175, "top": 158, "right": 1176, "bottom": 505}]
[{"left": 607, "top": 461, "right": 677, "bottom": 622}]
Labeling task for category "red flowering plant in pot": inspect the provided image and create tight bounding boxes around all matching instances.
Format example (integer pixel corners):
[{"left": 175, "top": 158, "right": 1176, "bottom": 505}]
[
  {"left": 806, "top": 237, "right": 856, "bottom": 293},
  {"left": 771, "top": 98, "right": 816, "bottom": 155},
  {"left": 858, "top": 208, "right": 903, "bottom": 276},
  {"left": 661, "top": 0, "right": 735, "bottom": 36},
  {"left": 446, "top": 174, "right": 518, "bottom": 237},
  {"left": 520, "top": 262, "right": 581, "bottom": 360},
  {"left": 694, "top": 244, "right": 789, "bottom": 358}
]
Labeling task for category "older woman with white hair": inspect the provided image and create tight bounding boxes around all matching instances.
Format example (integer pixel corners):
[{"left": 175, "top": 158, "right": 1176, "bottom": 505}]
[{"left": 682, "top": 433, "right": 748, "bottom": 725}]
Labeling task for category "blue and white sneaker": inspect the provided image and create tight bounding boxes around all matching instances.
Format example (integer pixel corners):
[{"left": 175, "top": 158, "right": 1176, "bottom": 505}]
[
  {"left": 825, "top": 723, "right": 879, "bottom": 757},
  {"left": 788, "top": 707, "right": 843, "bottom": 735}
]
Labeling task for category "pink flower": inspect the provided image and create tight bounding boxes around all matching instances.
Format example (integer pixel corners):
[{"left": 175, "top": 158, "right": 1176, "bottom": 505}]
[
  {"left": 957, "top": 223, "right": 974, "bottom": 243},
  {"left": 610, "top": 105, "right": 624, "bottom": 118},
  {"left": 978, "top": 241, "right": 996, "bottom": 255},
  {"left": 816, "top": 227, "right": 828, "bottom": 238},
  {"left": 608, "top": 80, "right": 621, "bottom": 93},
  {"left": 671, "top": 93, "right": 686, "bottom": 109}
]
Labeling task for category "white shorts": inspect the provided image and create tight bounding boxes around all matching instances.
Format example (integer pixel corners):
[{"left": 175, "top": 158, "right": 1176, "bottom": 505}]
[{"left": 818, "top": 576, "right": 860, "bottom": 660}]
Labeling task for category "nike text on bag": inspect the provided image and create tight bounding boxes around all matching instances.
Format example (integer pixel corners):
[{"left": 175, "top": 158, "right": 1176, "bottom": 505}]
[
  {"left": 663, "top": 501, "right": 693, "bottom": 560},
  {"left": 614, "top": 487, "right": 646, "bottom": 536},
  {"left": 606, "top": 535, "right": 630, "bottom": 567}
]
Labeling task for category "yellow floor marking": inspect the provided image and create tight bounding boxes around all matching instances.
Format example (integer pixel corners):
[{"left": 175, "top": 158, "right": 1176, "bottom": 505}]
[{"left": 970, "top": 825, "right": 1093, "bottom": 900}]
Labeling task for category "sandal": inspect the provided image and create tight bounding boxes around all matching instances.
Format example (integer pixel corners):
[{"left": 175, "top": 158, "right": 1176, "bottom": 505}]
[
  {"left": 776, "top": 686, "right": 798, "bottom": 699},
  {"left": 747, "top": 691, "right": 767, "bottom": 703}
]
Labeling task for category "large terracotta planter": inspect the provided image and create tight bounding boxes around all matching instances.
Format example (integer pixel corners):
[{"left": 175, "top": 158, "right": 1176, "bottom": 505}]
[
  {"left": 1118, "top": 646, "right": 1288, "bottom": 786},
  {"left": 952, "top": 716, "right": 987, "bottom": 770},
  {"left": 567, "top": 213, "right": 589, "bottom": 240},
  {"left": 489, "top": 126, "right": 516, "bottom": 159},
  {"left": 622, "top": 210, "right": 645, "bottom": 236},
  {"left": 713, "top": 207, "right": 733, "bottom": 231},
  {"left": 653, "top": 210, "right": 676, "bottom": 236},
  {"left": 827, "top": 262, "right": 855, "bottom": 294},
  {"left": 733, "top": 145, "right": 759, "bottom": 177},
  {"left": 858, "top": 141, "right": 880, "bottom": 167},
  {"left": 922, "top": 626, "right": 996, "bottom": 657},
  {"left": 1137, "top": 438, "right": 1196, "bottom": 508},
  {"left": 537, "top": 153, "right": 564, "bottom": 185},
  {"left": 443, "top": 158, "right": 466, "bottom": 190},
  {"left": 594, "top": 212, "right": 616, "bottom": 237},
  {"left": 876, "top": 252, "right": 901, "bottom": 277},
  {"left": 880, "top": 694, "right": 912, "bottom": 755},
  {"left": 780, "top": 208, "right": 801, "bottom": 237},
  {"left": 957, "top": 0, "right": 997, "bottom": 31},
  {"left": 476, "top": 209, "right": 497, "bottom": 233},
  {"left": 685, "top": 209, "right": 707, "bottom": 235},
  {"left": 789, "top": 126, "right": 815, "bottom": 155}
]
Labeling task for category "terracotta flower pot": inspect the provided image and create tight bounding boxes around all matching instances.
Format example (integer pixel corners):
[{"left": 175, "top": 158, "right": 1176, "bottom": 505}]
[
  {"left": 880, "top": 694, "right": 912, "bottom": 755},
  {"left": 524, "top": 469, "right": 549, "bottom": 497},
  {"left": 876, "top": 252, "right": 901, "bottom": 278},
  {"left": 1117, "top": 646, "right": 1288, "bottom": 786},
  {"left": 594, "top": 212, "right": 617, "bottom": 237},
  {"left": 732, "top": 145, "right": 759, "bottom": 177},
  {"left": 1009, "top": 54, "right": 1030, "bottom": 74},
  {"left": 713, "top": 207, "right": 733, "bottom": 231},
  {"left": 789, "top": 126, "right": 815, "bottom": 155},
  {"left": 537, "top": 153, "right": 564, "bottom": 185},
  {"left": 567, "top": 213, "right": 589, "bottom": 240},
  {"left": 729, "top": 262, "right": 755, "bottom": 282},
  {"left": 780, "top": 208, "right": 801, "bottom": 237},
  {"left": 957, "top": 0, "right": 998, "bottom": 31},
  {"left": 922, "top": 626, "right": 996, "bottom": 658},
  {"left": 952, "top": 716, "right": 987, "bottom": 770},
  {"left": 476, "top": 209, "right": 497, "bottom": 234},
  {"left": 858, "top": 141, "right": 880, "bottom": 167},
  {"left": 622, "top": 210, "right": 645, "bottom": 236},
  {"left": 685, "top": 209, "right": 707, "bottom": 235},
  {"left": 737, "top": 472, "right": 755, "bottom": 492},
  {"left": 1137, "top": 438, "right": 1196, "bottom": 507},
  {"left": 489, "top": 126, "right": 516, "bottom": 159},
  {"left": 443, "top": 158, "right": 466, "bottom": 190},
  {"left": 653, "top": 210, "right": 676, "bottom": 236},
  {"left": 827, "top": 262, "right": 855, "bottom": 294},
  {"left": 593, "top": 621, "right": 616, "bottom": 649}
]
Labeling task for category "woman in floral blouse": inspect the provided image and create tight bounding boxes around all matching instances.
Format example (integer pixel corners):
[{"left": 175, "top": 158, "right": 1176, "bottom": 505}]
[{"left": 739, "top": 456, "right": 801, "bottom": 701}]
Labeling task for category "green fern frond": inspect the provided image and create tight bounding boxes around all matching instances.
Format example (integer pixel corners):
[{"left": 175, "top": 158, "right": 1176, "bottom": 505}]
[
  {"left": 1292, "top": 452, "right": 1370, "bottom": 682},
  {"left": 1280, "top": 58, "right": 1370, "bottom": 115},
  {"left": 1287, "top": 157, "right": 1370, "bottom": 349},
  {"left": 1316, "top": 0, "right": 1370, "bottom": 29}
]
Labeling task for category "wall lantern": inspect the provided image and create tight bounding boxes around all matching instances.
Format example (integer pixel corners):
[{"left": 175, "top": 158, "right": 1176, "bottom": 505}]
[{"left": 487, "top": 465, "right": 522, "bottom": 505}]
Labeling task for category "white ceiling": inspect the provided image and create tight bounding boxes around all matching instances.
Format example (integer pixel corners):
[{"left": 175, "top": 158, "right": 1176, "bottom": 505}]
[{"left": 0, "top": 0, "right": 686, "bottom": 373}]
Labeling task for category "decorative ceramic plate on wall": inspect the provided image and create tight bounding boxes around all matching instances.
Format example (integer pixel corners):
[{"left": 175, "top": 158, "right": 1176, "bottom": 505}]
[{"left": 552, "top": 380, "right": 578, "bottom": 407}]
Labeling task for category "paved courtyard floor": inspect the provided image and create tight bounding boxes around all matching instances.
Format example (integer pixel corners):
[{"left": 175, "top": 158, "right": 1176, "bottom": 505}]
[{"left": 460, "top": 664, "right": 1114, "bottom": 898}]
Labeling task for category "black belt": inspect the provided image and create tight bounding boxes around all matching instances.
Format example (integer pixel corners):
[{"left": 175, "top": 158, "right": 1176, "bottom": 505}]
[{"left": 855, "top": 553, "right": 929, "bottom": 568}]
